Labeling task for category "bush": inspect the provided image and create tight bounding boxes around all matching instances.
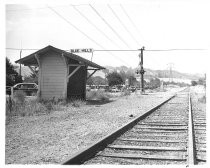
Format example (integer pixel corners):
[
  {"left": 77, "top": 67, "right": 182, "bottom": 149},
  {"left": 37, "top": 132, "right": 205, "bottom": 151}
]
[
  {"left": 198, "top": 95, "right": 206, "bottom": 103},
  {"left": 121, "top": 88, "right": 131, "bottom": 96},
  {"left": 86, "top": 90, "right": 110, "bottom": 101},
  {"left": 86, "top": 90, "right": 97, "bottom": 100}
]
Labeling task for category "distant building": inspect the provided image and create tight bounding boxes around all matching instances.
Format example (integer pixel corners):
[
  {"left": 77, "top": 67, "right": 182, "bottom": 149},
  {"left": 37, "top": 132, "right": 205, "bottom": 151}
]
[{"left": 15, "top": 45, "right": 105, "bottom": 100}]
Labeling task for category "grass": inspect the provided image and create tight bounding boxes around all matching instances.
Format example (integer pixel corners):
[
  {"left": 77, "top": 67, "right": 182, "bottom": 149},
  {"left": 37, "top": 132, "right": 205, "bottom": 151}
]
[
  {"left": 71, "top": 99, "right": 86, "bottom": 107},
  {"left": 6, "top": 89, "right": 131, "bottom": 119},
  {"left": 6, "top": 91, "right": 86, "bottom": 119},
  {"left": 6, "top": 87, "right": 182, "bottom": 164}
]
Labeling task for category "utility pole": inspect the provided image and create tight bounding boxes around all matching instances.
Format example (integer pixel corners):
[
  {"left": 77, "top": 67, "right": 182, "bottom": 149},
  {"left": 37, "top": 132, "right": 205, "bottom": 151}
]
[
  {"left": 91, "top": 51, "right": 93, "bottom": 62},
  {"left": 19, "top": 49, "right": 22, "bottom": 76},
  {"left": 136, "top": 46, "right": 145, "bottom": 94},
  {"left": 167, "top": 63, "right": 174, "bottom": 83}
]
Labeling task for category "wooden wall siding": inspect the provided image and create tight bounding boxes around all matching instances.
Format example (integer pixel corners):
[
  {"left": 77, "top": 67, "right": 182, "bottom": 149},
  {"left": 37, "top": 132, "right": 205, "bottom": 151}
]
[
  {"left": 67, "top": 57, "right": 79, "bottom": 64},
  {"left": 67, "top": 65, "right": 87, "bottom": 99},
  {"left": 40, "top": 51, "right": 67, "bottom": 99}
]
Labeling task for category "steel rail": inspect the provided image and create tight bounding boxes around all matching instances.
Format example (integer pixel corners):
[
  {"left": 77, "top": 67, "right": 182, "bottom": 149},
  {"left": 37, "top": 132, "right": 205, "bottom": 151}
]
[
  {"left": 61, "top": 94, "right": 176, "bottom": 165},
  {"left": 187, "top": 92, "right": 196, "bottom": 165}
]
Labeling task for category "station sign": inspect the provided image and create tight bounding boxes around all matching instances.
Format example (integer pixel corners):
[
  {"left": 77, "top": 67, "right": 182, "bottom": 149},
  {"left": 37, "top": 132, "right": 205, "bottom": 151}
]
[{"left": 70, "top": 48, "right": 93, "bottom": 53}]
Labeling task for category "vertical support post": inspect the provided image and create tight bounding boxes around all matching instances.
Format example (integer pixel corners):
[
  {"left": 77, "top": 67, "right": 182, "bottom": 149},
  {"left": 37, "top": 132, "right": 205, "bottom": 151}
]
[
  {"left": 84, "top": 66, "right": 87, "bottom": 100},
  {"left": 61, "top": 53, "right": 68, "bottom": 100},
  {"left": 19, "top": 49, "right": 22, "bottom": 76},
  {"left": 35, "top": 54, "right": 41, "bottom": 100},
  {"left": 140, "top": 46, "right": 145, "bottom": 94}
]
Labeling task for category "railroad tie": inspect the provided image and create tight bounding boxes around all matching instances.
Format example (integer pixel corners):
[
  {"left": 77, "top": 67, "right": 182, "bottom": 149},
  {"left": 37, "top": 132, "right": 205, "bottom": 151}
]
[
  {"left": 107, "top": 145, "right": 187, "bottom": 151},
  {"left": 98, "top": 153, "right": 187, "bottom": 161},
  {"left": 134, "top": 126, "right": 188, "bottom": 131},
  {"left": 117, "top": 138, "right": 187, "bottom": 143}
]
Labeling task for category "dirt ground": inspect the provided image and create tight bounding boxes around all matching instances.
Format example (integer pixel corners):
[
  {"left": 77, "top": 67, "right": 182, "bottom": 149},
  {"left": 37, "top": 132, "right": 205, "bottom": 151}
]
[{"left": 5, "top": 88, "right": 184, "bottom": 164}]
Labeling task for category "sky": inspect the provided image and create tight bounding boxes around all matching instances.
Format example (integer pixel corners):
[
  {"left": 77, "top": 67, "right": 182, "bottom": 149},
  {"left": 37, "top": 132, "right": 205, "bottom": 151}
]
[{"left": 4, "top": 0, "right": 210, "bottom": 75}]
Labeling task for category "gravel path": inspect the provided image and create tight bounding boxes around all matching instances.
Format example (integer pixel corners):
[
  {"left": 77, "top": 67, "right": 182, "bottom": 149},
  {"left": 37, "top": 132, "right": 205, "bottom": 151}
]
[{"left": 5, "top": 88, "right": 183, "bottom": 164}]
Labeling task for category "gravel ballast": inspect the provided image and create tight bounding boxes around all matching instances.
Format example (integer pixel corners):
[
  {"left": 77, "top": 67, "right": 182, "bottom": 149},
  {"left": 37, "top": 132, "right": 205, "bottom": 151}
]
[{"left": 6, "top": 88, "right": 182, "bottom": 164}]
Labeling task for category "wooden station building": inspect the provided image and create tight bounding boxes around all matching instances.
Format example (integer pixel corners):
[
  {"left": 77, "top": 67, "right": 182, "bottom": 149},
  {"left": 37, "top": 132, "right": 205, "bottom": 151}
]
[{"left": 15, "top": 45, "right": 105, "bottom": 100}]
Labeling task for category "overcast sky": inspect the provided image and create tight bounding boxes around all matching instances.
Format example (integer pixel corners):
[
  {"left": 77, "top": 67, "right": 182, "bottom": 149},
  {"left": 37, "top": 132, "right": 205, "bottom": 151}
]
[{"left": 5, "top": 0, "right": 210, "bottom": 74}]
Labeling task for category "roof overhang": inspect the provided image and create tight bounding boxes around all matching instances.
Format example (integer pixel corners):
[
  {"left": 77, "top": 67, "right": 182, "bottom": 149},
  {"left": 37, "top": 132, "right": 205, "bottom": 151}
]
[{"left": 15, "top": 45, "right": 105, "bottom": 70}]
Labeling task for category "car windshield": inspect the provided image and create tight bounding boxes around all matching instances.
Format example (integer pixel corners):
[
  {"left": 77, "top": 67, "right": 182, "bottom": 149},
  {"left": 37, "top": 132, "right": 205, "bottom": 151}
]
[{"left": 15, "top": 84, "right": 36, "bottom": 89}]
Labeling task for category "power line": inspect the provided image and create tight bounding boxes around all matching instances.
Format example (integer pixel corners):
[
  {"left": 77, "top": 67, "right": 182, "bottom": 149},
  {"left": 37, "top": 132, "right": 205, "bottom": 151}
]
[
  {"left": 120, "top": 4, "right": 145, "bottom": 44},
  {"left": 47, "top": 6, "right": 131, "bottom": 67},
  {"left": 6, "top": 48, "right": 39, "bottom": 51},
  {"left": 145, "top": 49, "right": 207, "bottom": 52},
  {"left": 6, "top": 4, "right": 88, "bottom": 12},
  {"left": 70, "top": 5, "right": 122, "bottom": 49},
  {"left": 108, "top": 4, "right": 141, "bottom": 47},
  {"left": 89, "top": 4, "right": 132, "bottom": 49},
  {"left": 6, "top": 48, "right": 207, "bottom": 52},
  {"left": 48, "top": 6, "right": 107, "bottom": 50}
]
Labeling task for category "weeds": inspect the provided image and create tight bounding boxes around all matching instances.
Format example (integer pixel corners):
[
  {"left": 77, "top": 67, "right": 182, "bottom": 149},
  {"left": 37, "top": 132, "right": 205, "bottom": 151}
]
[
  {"left": 71, "top": 99, "right": 85, "bottom": 107},
  {"left": 6, "top": 94, "right": 89, "bottom": 119},
  {"left": 13, "top": 90, "right": 26, "bottom": 104}
]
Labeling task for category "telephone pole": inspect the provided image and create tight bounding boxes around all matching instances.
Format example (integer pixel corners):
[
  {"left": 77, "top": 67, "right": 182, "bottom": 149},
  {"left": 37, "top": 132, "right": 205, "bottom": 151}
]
[
  {"left": 167, "top": 63, "right": 174, "bottom": 83},
  {"left": 136, "top": 46, "right": 145, "bottom": 94},
  {"left": 19, "top": 49, "right": 22, "bottom": 76}
]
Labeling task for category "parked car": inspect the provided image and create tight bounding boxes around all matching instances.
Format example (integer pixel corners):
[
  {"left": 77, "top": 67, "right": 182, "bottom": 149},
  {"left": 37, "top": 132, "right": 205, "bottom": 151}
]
[
  {"left": 111, "top": 87, "right": 120, "bottom": 92},
  {"left": 13, "top": 83, "right": 38, "bottom": 96},
  {"left": 129, "top": 86, "right": 136, "bottom": 92},
  {"left": 86, "top": 85, "right": 91, "bottom": 91}
]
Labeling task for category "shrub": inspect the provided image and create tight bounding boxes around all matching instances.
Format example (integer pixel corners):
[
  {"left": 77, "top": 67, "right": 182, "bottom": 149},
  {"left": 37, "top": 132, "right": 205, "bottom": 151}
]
[
  {"left": 86, "top": 90, "right": 110, "bottom": 101},
  {"left": 96, "top": 90, "right": 110, "bottom": 101},
  {"left": 86, "top": 90, "right": 97, "bottom": 100},
  {"left": 198, "top": 95, "right": 206, "bottom": 103},
  {"left": 121, "top": 88, "right": 131, "bottom": 96}
]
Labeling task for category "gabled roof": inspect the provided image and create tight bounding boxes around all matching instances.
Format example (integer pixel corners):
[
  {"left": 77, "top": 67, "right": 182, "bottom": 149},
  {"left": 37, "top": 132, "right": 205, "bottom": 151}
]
[{"left": 15, "top": 45, "right": 105, "bottom": 69}]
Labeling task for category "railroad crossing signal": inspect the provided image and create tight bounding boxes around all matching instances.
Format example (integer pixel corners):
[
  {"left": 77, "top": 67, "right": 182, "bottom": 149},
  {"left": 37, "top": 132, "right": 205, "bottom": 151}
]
[{"left": 136, "top": 46, "right": 145, "bottom": 93}]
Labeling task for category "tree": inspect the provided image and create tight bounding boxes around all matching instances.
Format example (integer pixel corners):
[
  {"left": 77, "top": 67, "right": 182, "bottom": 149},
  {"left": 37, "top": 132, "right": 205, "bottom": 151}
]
[
  {"left": 92, "top": 76, "right": 106, "bottom": 85},
  {"left": 198, "top": 78, "right": 205, "bottom": 86},
  {"left": 147, "top": 77, "right": 161, "bottom": 89},
  {"left": 107, "top": 72, "right": 123, "bottom": 86},
  {"left": 125, "top": 68, "right": 135, "bottom": 79},
  {"left": 24, "top": 72, "right": 38, "bottom": 84},
  {"left": 191, "top": 80, "right": 197, "bottom": 86},
  {"left": 86, "top": 72, "right": 94, "bottom": 85},
  {"left": 6, "top": 57, "right": 22, "bottom": 86},
  {"left": 128, "top": 76, "right": 137, "bottom": 86},
  {"left": 119, "top": 70, "right": 126, "bottom": 83}
]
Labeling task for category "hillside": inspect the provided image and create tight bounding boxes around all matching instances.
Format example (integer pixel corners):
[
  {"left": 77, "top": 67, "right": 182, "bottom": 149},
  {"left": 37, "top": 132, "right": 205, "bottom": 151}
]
[
  {"left": 103, "top": 66, "right": 203, "bottom": 81},
  {"left": 14, "top": 64, "right": 203, "bottom": 82}
]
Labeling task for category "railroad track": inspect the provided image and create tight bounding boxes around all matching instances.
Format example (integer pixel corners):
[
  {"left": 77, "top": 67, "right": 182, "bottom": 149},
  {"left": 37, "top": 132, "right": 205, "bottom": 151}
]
[
  {"left": 62, "top": 88, "right": 206, "bottom": 165},
  {"left": 191, "top": 91, "right": 206, "bottom": 164}
]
